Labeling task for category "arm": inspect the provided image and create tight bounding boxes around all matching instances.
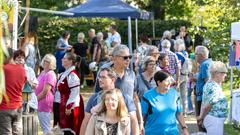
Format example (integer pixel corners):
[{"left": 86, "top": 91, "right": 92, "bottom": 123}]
[
  {"left": 133, "top": 92, "right": 144, "bottom": 134},
  {"left": 85, "top": 115, "right": 95, "bottom": 135},
  {"left": 96, "top": 45, "right": 101, "bottom": 64},
  {"left": 196, "top": 104, "right": 212, "bottom": 125},
  {"left": 176, "top": 113, "right": 189, "bottom": 135},
  {"left": 92, "top": 44, "right": 98, "bottom": 62},
  {"left": 129, "top": 111, "right": 139, "bottom": 135},
  {"left": 65, "top": 73, "right": 80, "bottom": 114},
  {"left": 111, "top": 41, "right": 118, "bottom": 47},
  {"left": 37, "top": 83, "right": 52, "bottom": 101},
  {"left": 80, "top": 112, "right": 92, "bottom": 135}
]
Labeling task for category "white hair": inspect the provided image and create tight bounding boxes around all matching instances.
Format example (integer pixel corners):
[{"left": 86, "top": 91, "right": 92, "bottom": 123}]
[
  {"left": 174, "top": 39, "right": 186, "bottom": 51},
  {"left": 162, "top": 30, "right": 172, "bottom": 39},
  {"left": 41, "top": 54, "right": 56, "bottom": 70},
  {"left": 77, "top": 32, "right": 85, "bottom": 39},
  {"left": 161, "top": 39, "right": 171, "bottom": 49},
  {"left": 195, "top": 46, "right": 209, "bottom": 58},
  {"left": 210, "top": 61, "right": 227, "bottom": 78}
]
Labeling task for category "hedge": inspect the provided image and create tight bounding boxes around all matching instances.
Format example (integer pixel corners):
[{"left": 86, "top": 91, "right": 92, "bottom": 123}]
[{"left": 37, "top": 17, "right": 191, "bottom": 56}]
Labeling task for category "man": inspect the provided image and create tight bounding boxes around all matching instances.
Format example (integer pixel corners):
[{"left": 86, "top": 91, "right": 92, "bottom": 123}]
[
  {"left": 0, "top": 48, "right": 27, "bottom": 134},
  {"left": 80, "top": 68, "right": 139, "bottom": 135},
  {"left": 109, "top": 24, "right": 121, "bottom": 47},
  {"left": 195, "top": 46, "right": 212, "bottom": 132},
  {"left": 88, "top": 28, "right": 98, "bottom": 61}
]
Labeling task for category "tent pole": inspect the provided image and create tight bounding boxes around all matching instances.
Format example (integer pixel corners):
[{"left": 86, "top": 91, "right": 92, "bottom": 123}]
[
  {"left": 128, "top": 16, "right": 133, "bottom": 70},
  {"left": 229, "top": 66, "right": 234, "bottom": 124},
  {"left": 135, "top": 19, "right": 138, "bottom": 48}
]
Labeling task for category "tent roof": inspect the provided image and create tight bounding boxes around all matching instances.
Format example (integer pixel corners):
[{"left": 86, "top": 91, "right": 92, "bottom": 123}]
[{"left": 64, "top": 0, "right": 151, "bottom": 19}]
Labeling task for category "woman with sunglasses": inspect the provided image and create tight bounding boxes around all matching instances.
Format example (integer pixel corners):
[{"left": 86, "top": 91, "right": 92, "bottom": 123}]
[
  {"left": 197, "top": 61, "right": 228, "bottom": 135},
  {"left": 85, "top": 89, "right": 130, "bottom": 135},
  {"left": 135, "top": 56, "right": 157, "bottom": 100},
  {"left": 141, "top": 71, "right": 189, "bottom": 135}
]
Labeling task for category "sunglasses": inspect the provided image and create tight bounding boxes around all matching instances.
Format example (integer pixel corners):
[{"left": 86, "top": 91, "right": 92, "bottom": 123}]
[{"left": 117, "top": 55, "right": 132, "bottom": 60}]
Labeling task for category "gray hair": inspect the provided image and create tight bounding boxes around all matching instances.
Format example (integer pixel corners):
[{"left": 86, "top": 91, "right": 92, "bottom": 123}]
[
  {"left": 162, "top": 30, "right": 172, "bottom": 39},
  {"left": 195, "top": 46, "right": 209, "bottom": 58},
  {"left": 41, "top": 54, "right": 56, "bottom": 70},
  {"left": 146, "top": 45, "right": 159, "bottom": 56},
  {"left": 161, "top": 39, "right": 171, "bottom": 49},
  {"left": 174, "top": 39, "right": 186, "bottom": 51},
  {"left": 97, "top": 32, "right": 103, "bottom": 38},
  {"left": 142, "top": 56, "right": 156, "bottom": 71},
  {"left": 210, "top": 61, "right": 227, "bottom": 78},
  {"left": 112, "top": 45, "right": 129, "bottom": 57}
]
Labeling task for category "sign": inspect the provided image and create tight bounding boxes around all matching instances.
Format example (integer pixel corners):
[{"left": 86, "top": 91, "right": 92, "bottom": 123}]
[{"left": 231, "top": 22, "right": 240, "bottom": 40}]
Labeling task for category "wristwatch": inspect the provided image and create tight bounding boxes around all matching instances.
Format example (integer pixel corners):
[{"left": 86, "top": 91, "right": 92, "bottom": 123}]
[{"left": 182, "top": 125, "right": 188, "bottom": 130}]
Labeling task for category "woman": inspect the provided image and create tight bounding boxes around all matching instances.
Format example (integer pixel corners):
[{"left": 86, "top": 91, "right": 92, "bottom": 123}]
[
  {"left": 158, "top": 53, "right": 170, "bottom": 73},
  {"left": 57, "top": 52, "right": 83, "bottom": 135},
  {"left": 135, "top": 56, "right": 157, "bottom": 100},
  {"left": 72, "top": 32, "right": 89, "bottom": 88},
  {"left": 35, "top": 54, "right": 57, "bottom": 134},
  {"left": 22, "top": 32, "right": 38, "bottom": 70},
  {"left": 174, "top": 39, "right": 190, "bottom": 117},
  {"left": 85, "top": 89, "right": 130, "bottom": 135},
  {"left": 197, "top": 61, "right": 228, "bottom": 135},
  {"left": 141, "top": 71, "right": 189, "bottom": 135},
  {"left": 55, "top": 31, "right": 72, "bottom": 73}
]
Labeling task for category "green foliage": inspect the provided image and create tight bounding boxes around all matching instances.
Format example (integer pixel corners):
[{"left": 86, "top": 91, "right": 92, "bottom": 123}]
[{"left": 37, "top": 17, "right": 190, "bottom": 56}]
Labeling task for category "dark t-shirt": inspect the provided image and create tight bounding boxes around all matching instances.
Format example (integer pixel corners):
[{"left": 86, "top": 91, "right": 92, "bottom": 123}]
[
  {"left": 90, "top": 36, "right": 98, "bottom": 55},
  {"left": 73, "top": 42, "right": 88, "bottom": 57}
]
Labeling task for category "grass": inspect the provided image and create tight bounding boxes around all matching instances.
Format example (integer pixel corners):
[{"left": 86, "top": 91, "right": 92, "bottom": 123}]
[{"left": 222, "top": 82, "right": 240, "bottom": 135}]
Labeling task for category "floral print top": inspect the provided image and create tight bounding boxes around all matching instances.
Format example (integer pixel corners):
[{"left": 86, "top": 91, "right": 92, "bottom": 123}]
[{"left": 202, "top": 80, "right": 228, "bottom": 118}]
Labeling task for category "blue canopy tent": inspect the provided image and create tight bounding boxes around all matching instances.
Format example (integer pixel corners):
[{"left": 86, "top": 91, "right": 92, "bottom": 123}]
[{"left": 63, "top": 0, "right": 152, "bottom": 68}]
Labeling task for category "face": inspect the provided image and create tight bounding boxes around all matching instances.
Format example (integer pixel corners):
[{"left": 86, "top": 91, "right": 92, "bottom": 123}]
[
  {"left": 180, "top": 26, "right": 186, "bottom": 32},
  {"left": 195, "top": 51, "right": 203, "bottom": 64},
  {"left": 161, "top": 56, "right": 169, "bottom": 67},
  {"left": 114, "top": 50, "right": 131, "bottom": 68},
  {"left": 77, "top": 36, "right": 84, "bottom": 42},
  {"left": 98, "top": 70, "right": 114, "bottom": 90},
  {"left": 43, "top": 59, "right": 51, "bottom": 70},
  {"left": 109, "top": 26, "right": 114, "bottom": 33},
  {"left": 151, "top": 49, "right": 160, "bottom": 61},
  {"left": 216, "top": 71, "right": 227, "bottom": 83},
  {"left": 104, "top": 93, "right": 118, "bottom": 111},
  {"left": 146, "top": 61, "right": 156, "bottom": 73},
  {"left": 61, "top": 55, "right": 72, "bottom": 68},
  {"left": 15, "top": 55, "right": 25, "bottom": 65},
  {"left": 157, "top": 77, "right": 171, "bottom": 90},
  {"left": 88, "top": 31, "right": 95, "bottom": 38}
]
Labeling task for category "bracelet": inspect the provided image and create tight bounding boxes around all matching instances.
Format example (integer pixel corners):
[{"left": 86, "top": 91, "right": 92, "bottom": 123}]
[{"left": 181, "top": 126, "right": 188, "bottom": 130}]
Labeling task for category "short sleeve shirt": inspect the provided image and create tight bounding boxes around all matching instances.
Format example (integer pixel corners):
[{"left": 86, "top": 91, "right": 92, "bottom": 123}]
[
  {"left": 202, "top": 80, "right": 228, "bottom": 118},
  {"left": 196, "top": 58, "right": 212, "bottom": 101},
  {"left": 109, "top": 32, "right": 121, "bottom": 46},
  {"left": 35, "top": 70, "right": 57, "bottom": 112},
  {"left": 141, "top": 88, "right": 182, "bottom": 134}
]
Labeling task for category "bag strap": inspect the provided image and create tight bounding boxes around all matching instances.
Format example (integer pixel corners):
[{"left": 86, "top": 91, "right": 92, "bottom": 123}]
[
  {"left": 140, "top": 73, "right": 152, "bottom": 90},
  {"left": 142, "top": 96, "right": 152, "bottom": 126}
]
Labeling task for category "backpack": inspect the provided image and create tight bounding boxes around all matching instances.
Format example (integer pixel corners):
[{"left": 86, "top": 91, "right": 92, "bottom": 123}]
[{"left": 178, "top": 52, "right": 192, "bottom": 74}]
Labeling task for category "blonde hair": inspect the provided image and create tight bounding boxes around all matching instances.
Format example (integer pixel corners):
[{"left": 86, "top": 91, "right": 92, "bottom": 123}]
[
  {"left": 41, "top": 54, "right": 56, "bottom": 70},
  {"left": 97, "top": 89, "right": 128, "bottom": 118},
  {"left": 77, "top": 32, "right": 85, "bottom": 39}
]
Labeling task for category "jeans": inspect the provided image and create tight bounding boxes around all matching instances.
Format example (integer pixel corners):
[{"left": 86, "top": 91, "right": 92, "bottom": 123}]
[
  {"left": 187, "top": 88, "right": 194, "bottom": 111},
  {"left": 0, "top": 108, "right": 22, "bottom": 135}
]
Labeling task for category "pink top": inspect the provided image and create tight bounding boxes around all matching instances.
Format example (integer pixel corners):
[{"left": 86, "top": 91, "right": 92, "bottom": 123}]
[{"left": 35, "top": 70, "right": 57, "bottom": 112}]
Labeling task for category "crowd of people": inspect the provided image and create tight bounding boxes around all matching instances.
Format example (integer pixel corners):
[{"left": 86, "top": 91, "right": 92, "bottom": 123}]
[{"left": 0, "top": 25, "right": 229, "bottom": 135}]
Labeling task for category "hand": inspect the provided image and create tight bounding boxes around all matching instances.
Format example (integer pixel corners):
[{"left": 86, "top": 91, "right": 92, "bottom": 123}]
[
  {"left": 196, "top": 116, "right": 203, "bottom": 126},
  {"left": 139, "top": 122, "right": 144, "bottom": 135},
  {"left": 183, "top": 128, "right": 189, "bottom": 135},
  {"left": 65, "top": 109, "right": 72, "bottom": 116}
]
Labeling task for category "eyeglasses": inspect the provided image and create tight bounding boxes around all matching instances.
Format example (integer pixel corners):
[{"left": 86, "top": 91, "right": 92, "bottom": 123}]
[
  {"left": 217, "top": 71, "right": 227, "bottom": 74},
  {"left": 117, "top": 55, "right": 132, "bottom": 60},
  {"left": 98, "top": 75, "right": 110, "bottom": 80}
]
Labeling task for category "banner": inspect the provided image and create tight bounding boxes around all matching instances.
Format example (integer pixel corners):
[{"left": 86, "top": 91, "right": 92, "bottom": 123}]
[{"left": 236, "top": 41, "right": 240, "bottom": 69}]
